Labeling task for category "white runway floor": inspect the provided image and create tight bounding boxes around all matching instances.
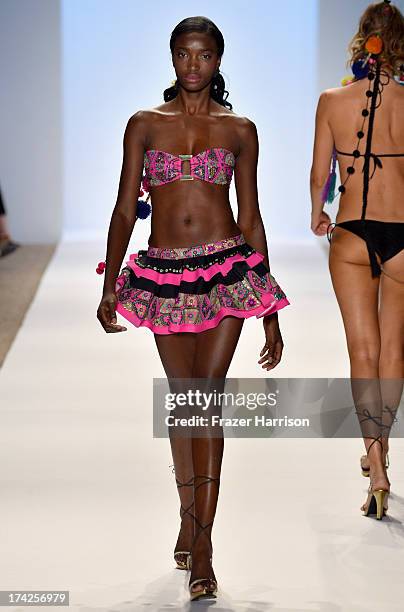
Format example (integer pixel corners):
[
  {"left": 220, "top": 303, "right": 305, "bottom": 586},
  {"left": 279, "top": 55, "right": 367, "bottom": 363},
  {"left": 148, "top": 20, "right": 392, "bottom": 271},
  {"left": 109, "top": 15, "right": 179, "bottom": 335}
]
[{"left": 1, "top": 238, "right": 404, "bottom": 612}]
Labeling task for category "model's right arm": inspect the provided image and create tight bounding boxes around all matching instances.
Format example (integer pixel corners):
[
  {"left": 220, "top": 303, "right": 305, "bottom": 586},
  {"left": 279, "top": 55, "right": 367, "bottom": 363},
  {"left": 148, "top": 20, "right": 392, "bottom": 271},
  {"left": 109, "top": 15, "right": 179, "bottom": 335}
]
[
  {"left": 97, "top": 111, "right": 147, "bottom": 332},
  {"left": 310, "top": 91, "right": 334, "bottom": 235},
  {"left": 103, "top": 111, "right": 147, "bottom": 294}
]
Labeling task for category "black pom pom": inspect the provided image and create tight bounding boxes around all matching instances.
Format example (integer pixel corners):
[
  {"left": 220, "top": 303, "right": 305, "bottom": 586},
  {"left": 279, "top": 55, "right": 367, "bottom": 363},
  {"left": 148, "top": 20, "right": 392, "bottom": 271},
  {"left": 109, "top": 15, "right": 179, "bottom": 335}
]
[
  {"left": 368, "top": 72, "right": 375, "bottom": 81},
  {"left": 338, "top": 185, "right": 346, "bottom": 193},
  {"left": 362, "top": 109, "right": 369, "bottom": 117},
  {"left": 357, "top": 131, "right": 364, "bottom": 139},
  {"left": 366, "top": 90, "right": 373, "bottom": 97},
  {"left": 353, "top": 149, "right": 361, "bottom": 158},
  {"left": 136, "top": 199, "right": 151, "bottom": 219},
  {"left": 347, "top": 166, "right": 355, "bottom": 174}
]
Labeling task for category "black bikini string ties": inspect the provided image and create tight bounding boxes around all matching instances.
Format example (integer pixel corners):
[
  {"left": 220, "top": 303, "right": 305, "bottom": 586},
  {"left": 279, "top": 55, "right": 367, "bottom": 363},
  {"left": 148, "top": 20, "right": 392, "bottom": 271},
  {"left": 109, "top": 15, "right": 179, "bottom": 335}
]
[
  {"left": 328, "top": 59, "right": 404, "bottom": 281},
  {"left": 327, "top": 220, "right": 381, "bottom": 277}
]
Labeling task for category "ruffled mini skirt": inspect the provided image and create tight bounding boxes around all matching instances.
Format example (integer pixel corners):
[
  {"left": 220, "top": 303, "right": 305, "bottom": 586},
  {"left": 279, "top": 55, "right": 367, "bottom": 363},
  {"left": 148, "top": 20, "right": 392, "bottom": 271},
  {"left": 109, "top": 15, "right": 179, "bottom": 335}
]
[{"left": 114, "top": 232, "right": 290, "bottom": 334}]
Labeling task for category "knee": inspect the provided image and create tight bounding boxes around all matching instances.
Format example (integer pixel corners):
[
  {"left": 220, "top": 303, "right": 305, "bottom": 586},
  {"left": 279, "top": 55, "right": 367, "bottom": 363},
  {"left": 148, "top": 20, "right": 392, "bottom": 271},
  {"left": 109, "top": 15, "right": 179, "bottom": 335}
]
[
  {"left": 379, "top": 344, "right": 404, "bottom": 370},
  {"left": 190, "top": 366, "right": 228, "bottom": 404},
  {"left": 347, "top": 342, "right": 380, "bottom": 369}
]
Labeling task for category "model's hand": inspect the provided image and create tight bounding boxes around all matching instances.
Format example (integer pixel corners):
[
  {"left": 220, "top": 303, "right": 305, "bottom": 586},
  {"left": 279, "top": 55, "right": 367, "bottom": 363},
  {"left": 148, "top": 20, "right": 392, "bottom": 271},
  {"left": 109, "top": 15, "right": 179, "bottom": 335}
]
[
  {"left": 311, "top": 211, "right": 331, "bottom": 236},
  {"left": 258, "top": 314, "right": 283, "bottom": 371},
  {"left": 97, "top": 292, "right": 127, "bottom": 333}
]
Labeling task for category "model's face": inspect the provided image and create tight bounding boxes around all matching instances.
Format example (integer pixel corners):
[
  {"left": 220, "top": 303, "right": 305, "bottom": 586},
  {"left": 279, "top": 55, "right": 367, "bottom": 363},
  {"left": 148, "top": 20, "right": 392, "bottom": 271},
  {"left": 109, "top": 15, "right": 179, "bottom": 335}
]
[{"left": 172, "top": 32, "right": 221, "bottom": 91}]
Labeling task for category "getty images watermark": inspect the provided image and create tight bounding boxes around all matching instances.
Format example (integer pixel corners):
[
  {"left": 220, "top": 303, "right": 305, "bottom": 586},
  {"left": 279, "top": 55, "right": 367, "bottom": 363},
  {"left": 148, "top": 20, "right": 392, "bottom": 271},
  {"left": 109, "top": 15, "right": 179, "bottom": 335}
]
[
  {"left": 152, "top": 377, "right": 404, "bottom": 438},
  {"left": 163, "top": 387, "right": 309, "bottom": 429}
]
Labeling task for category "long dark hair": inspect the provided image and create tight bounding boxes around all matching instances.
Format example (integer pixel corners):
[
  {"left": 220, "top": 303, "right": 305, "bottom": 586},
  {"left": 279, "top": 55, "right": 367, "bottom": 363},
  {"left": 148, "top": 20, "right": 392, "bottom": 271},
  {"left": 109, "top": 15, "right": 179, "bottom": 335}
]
[{"left": 163, "top": 16, "right": 232, "bottom": 110}]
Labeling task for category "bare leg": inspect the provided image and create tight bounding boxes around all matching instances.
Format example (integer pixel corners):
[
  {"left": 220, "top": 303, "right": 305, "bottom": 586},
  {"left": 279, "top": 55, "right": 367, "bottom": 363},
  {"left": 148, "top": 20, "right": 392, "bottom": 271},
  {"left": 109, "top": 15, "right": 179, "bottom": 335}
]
[
  {"left": 378, "top": 250, "right": 404, "bottom": 474},
  {"left": 329, "top": 228, "right": 389, "bottom": 501},
  {"left": 154, "top": 332, "right": 197, "bottom": 566},
  {"left": 188, "top": 316, "right": 244, "bottom": 596}
]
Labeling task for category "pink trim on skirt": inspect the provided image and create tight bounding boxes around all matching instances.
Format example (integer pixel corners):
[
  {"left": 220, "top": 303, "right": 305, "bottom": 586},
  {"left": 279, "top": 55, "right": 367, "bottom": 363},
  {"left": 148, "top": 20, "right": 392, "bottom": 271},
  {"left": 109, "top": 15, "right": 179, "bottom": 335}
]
[
  {"left": 114, "top": 232, "right": 290, "bottom": 334},
  {"left": 116, "top": 299, "right": 290, "bottom": 334}
]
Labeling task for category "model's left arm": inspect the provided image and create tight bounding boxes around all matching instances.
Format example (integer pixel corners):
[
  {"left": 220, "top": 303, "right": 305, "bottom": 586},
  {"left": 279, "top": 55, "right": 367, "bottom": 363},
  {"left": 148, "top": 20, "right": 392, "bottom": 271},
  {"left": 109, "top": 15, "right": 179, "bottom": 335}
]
[
  {"left": 234, "top": 117, "right": 271, "bottom": 271},
  {"left": 310, "top": 90, "right": 335, "bottom": 235},
  {"left": 234, "top": 117, "right": 284, "bottom": 370}
]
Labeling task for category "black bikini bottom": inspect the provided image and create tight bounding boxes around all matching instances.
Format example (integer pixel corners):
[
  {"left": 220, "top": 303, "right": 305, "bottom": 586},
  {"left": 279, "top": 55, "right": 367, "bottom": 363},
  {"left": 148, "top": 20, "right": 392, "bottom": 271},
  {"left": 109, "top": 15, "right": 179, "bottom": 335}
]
[{"left": 327, "top": 219, "right": 404, "bottom": 278}]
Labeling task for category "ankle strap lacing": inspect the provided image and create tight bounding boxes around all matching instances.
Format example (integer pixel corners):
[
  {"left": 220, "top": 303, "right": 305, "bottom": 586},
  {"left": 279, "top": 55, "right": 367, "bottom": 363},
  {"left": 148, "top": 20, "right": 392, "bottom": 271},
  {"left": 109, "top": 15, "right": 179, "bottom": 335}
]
[{"left": 186, "top": 475, "right": 220, "bottom": 558}]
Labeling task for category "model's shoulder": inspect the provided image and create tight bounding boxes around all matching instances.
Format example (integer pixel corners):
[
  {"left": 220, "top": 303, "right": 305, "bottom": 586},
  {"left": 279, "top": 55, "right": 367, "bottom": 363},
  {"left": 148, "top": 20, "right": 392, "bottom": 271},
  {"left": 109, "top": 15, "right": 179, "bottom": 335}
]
[
  {"left": 126, "top": 109, "right": 162, "bottom": 127},
  {"left": 125, "top": 108, "right": 170, "bottom": 141},
  {"left": 224, "top": 113, "right": 257, "bottom": 136},
  {"left": 316, "top": 87, "right": 347, "bottom": 115},
  {"left": 319, "top": 83, "right": 361, "bottom": 102},
  {"left": 317, "top": 88, "right": 339, "bottom": 104}
]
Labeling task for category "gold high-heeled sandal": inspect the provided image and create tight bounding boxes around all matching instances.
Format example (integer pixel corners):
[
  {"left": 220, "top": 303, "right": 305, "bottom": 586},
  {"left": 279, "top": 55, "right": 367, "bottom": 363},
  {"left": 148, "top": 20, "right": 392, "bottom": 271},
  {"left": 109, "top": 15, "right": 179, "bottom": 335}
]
[
  {"left": 187, "top": 550, "right": 217, "bottom": 597},
  {"left": 361, "top": 438, "right": 389, "bottom": 520},
  {"left": 173, "top": 503, "right": 191, "bottom": 570},
  {"left": 187, "top": 475, "right": 220, "bottom": 601},
  {"left": 362, "top": 485, "right": 389, "bottom": 520},
  {"left": 171, "top": 467, "right": 194, "bottom": 570}
]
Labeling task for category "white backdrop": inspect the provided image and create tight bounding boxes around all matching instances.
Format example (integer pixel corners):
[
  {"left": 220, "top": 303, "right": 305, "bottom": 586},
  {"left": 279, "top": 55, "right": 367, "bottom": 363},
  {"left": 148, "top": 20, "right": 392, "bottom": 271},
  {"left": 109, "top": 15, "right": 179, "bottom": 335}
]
[
  {"left": 1, "top": 0, "right": 403, "bottom": 244},
  {"left": 62, "top": 0, "right": 317, "bottom": 245},
  {"left": 0, "top": 0, "right": 62, "bottom": 243}
]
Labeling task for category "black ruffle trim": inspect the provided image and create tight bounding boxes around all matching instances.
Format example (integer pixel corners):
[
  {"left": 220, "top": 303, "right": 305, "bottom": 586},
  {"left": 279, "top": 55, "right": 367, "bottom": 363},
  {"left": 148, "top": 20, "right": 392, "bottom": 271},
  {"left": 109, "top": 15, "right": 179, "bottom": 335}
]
[
  {"left": 134, "top": 243, "right": 256, "bottom": 273},
  {"left": 119, "top": 259, "right": 271, "bottom": 298}
]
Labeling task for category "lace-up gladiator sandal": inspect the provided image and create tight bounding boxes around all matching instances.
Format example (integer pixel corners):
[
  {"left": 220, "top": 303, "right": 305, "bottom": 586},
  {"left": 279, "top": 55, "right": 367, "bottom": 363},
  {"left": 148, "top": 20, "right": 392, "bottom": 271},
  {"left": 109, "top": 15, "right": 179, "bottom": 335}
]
[
  {"left": 187, "top": 475, "right": 220, "bottom": 601},
  {"left": 171, "top": 466, "right": 194, "bottom": 570}
]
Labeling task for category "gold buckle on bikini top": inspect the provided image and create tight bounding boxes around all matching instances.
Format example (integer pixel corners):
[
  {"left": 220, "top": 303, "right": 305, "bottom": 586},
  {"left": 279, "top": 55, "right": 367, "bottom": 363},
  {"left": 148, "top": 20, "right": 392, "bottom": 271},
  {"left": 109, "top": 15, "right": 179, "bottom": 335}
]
[{"left": 178, "top": 154, "right": 194, "bottom": 181}]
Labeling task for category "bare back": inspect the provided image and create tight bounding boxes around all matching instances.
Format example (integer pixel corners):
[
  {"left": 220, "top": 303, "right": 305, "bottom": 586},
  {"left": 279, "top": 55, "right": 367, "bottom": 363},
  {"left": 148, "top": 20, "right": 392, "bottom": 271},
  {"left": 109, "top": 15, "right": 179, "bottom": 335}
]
[{"left": 328, "top": 75, "right": 404, "bottom": 222}]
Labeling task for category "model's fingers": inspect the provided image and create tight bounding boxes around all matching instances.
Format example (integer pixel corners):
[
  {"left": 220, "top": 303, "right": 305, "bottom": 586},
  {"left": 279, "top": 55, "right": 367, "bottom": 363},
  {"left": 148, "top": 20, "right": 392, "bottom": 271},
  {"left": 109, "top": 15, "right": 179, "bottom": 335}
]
[
  {"left": 273, "top": 341, "right": 283, "bottom": 363},
  {"left": 258, "top": 346, "right": 271, "bottom": 363},
  {"left": 105, "top": 324, "right": 127, "bottom": 333},
  {"left": 105, "top": 324, "right": 120, "bottom": 333},
  {"left": 107, "top": 301, "right": 117, "bottom": 324},
  {"left": 259, "top": 352, "right": 274, "bottom": 367},
  {"left": 265, "top": 356, "right": 280, "bottom": 370},
  {"left": 97, "top": 302, "right": 126, "bottom": 332},
  {"left": 264, "top": 343, "right": 283, "bottom": 370}
]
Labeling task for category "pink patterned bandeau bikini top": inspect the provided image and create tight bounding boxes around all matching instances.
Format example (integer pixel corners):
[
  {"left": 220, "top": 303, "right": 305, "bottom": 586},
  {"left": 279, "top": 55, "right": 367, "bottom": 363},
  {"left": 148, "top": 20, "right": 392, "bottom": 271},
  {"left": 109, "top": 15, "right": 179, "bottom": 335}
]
[{"left": 142, "top": 147, "right": 235, "bottom": 190}]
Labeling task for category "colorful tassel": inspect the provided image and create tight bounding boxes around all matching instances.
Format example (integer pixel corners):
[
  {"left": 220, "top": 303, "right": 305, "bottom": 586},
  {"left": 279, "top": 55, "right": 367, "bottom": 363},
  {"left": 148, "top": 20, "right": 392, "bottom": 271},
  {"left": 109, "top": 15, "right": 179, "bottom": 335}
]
[
  {"left": 136, "top": 198, "right": 151, "bottom": 219},
  {"left": 96, "top": 173, "right": 151, "bottom": 276},
  {"left": 136, "top": 176, "right": 151, "bottom": 220},
  {"left": 322, "top": 148, "right": 337, "bottom": 204}
]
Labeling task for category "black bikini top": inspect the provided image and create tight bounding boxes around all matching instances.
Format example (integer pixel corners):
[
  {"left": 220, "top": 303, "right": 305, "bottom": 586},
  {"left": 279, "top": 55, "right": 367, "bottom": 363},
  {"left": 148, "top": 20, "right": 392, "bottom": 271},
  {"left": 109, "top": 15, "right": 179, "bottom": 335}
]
[
  {"left": 335, "top": 61, "right": 404, "bottom": 212},
  {"left": 324, "top": 60, "right": 404, "bottom": 277}
]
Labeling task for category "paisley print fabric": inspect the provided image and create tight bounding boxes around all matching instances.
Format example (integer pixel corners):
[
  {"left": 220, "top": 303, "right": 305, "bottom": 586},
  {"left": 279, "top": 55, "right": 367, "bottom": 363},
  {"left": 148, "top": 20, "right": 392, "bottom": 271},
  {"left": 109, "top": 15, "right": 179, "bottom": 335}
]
[
  {"left": 114, "top": 233, "right": 290, "bottom": 334},
  {"left": 143, "top": 147, "right": 235, "bottom": 188}
]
